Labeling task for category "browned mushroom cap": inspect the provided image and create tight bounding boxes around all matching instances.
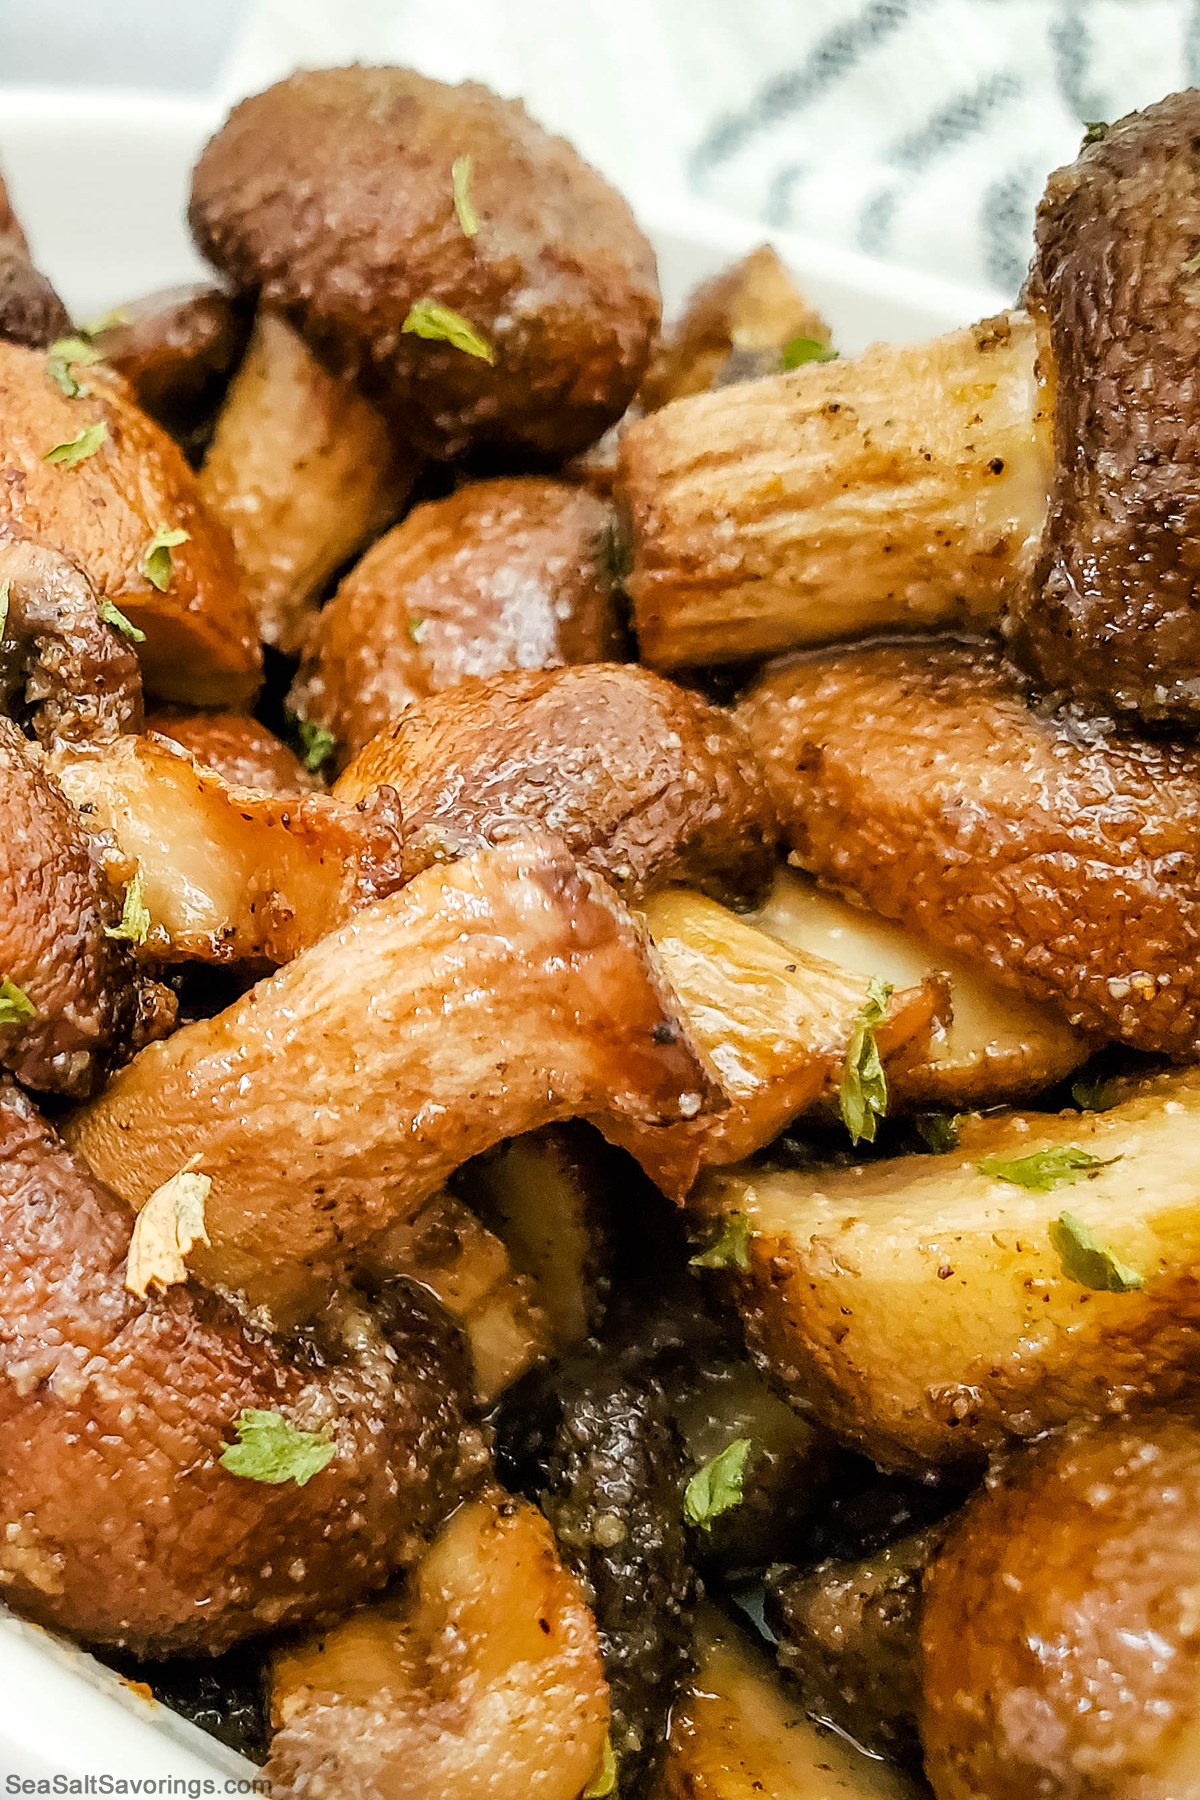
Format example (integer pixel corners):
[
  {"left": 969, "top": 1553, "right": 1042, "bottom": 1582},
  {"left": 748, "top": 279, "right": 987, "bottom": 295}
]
[
  {"left": 0, "top": 169, "right": 70, "bottom": 350},
  {"left": 0, "top": 339, "right": 260, "bottom": 707},
  {"left": 1013, "top": 93, "right": 1200, "bottom": 719},
  {"left": 0, "top": 1081, "right": 474, "bottom": 1656},
  {"left": 739, "top": 637, "right": 1200, "bottom": 1054},
  {"left": 189, "top": 67, "right": 661, "bottom": 459},
  {"left": 143, "top": 708, "right": 319, "bottom": 793},
  {"left": 290, "top": 479, "right": 625, "bottom": 768},
  {"left": 922, "top": 1415, "right": 1200, "bottom": 1798},
  {"left": 0, "top": 535, "right": 142, "bottom": 743},
  {"left": 0, "top": 716, "right": 126, "bottom": 1096},
  {"left": 335, "top": 664, "right": 778, "bottom": 904},
  {"left": 87, "top": 282, "right": 251, "bottom": 455}
]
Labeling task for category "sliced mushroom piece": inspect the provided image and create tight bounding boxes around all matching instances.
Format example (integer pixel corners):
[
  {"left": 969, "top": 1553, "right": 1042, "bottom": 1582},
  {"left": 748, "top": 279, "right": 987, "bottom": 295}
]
[
  {"left": 495, "top": 1346, "right": 695, "bottom": 1792},
  {"left": 335, "top": 663, "right": 779, "bottom": 905},
  {"left": 693, "top": 1068, "right": 1200, "bottom": 1472},
  {"left": 268, "top": 1490, "right": 610, "bottom": 1800},
  {"left": 752, "top": 867, "right": 1088, "bottom": 1109},
  {"left": 289, "top": 477, "right": 625, "bottom": 767},
  {"left": 361, "top": 1190, "right": 554, "bottom": 1404},
  {"left": 0, "top": 169, "right": 70, "bottom": 350},
  {"left": 48, "top": 733, "right": 406, "bottom": 965},
  {"left": 142, "top": 708, "right": 319, "bottom": 793},
  {"left": 922, "top": 1415, "right": 1200, "bottom": 1800},
  {"left": 766, "top": 1527, "right": 943, "bottom": 1769},
  {"left": 87, "top": 282, "right": 251, "bottom": 459},
  {"left": 0, "top": 535, "right": 142, "bottom": 743},
  {"left": 0, "top": 716, "right": 127, "bottom": 1096},
  {"left": 67, "top": 836, "right": 717, "bottom": 1324},
  {"left": 199, "top": 308, "right": 414, "bottom": 654},
  {"left": 740, "top": 638, "right": 1200, "bottom": 1056},
  {"left": 0, "top": 338, "right": 260, "bottom": 706},
  {"left": 0, "top": 1081, "right": 474, "bottom": 1656},
  {"left": 190, "top": 67, "right": 660, "bottom": 459},
  {"left": 640, "top": 243, "right": 832, "bottom": 411},
  {"left": 610, "top": 887, "right": 945, "bottom": 1198},
  {"left": 661, "top": 1602, "right": 924, "bottom": 1800},
  {"left": 618, "top": 311, "right": 1047, "bottom": 669}
]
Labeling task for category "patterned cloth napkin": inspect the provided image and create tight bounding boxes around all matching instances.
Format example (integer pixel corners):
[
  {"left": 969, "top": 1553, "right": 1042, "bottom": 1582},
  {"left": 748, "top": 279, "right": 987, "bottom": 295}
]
[{"left": 7, "top": 0, "right": 1197, "bottom": 298}]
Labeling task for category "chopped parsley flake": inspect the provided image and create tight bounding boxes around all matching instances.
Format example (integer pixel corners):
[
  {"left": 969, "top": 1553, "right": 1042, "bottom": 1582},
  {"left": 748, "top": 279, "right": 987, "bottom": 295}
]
[
  {"left": 780, "top": 335, "right": 837, "bottom": 370},
  {"left": 98, "top": 599, "right": 145, "bottom": 643},
  {"left": 689, "top": 1213, "right": 752, "bottom": 1272},
  {"left": 105, "top": 874, "right": 151, "bottom": 946},
  {"left": 582, "top": 1735, "right": 616, "bottom": 1799},
  {"left": 407, "top": 616, "right": 428, "bottom": 644},
  {"left": 839, "top": 976, "right": 893, "bottom": 1145},
  {"left": 917, "top": 1112, "right": 962, "bottom": 1154},
  {"left": 219, "top": 1410, "right": 336, "bottom": 1487},
  {"left": 1049, "top": 1211, "right": 1144, "bottom": 1293},
  {"left": 1081, "top": 120, "right": 1109, "bottom": 147},
  {"left": 47, "top": 336, "right": 101, "bottom": 398},
  {"left": 295, "top": 717, "right": 336, "bottom": 773},
  {"left": 452, "top": 155, "right": 479, "bottom": 238},
  {"left": 80, "top": 306, "right": 130, "bottom": 338},
  {"left": 45, "top": 421, "right": 108, "bottom": 467},
  {"left": 977, "top": 1145, "right": 1119, "bottom": 1191},
  {"left": 402, "top": 299, "right": 495, "bottom": 363},
  {"left": 0, "top": 579, "right": 9, "bottom": 641},
  {"left": 0, "top": 978, "right": 36, "bottom": 1027},
  {"left": 142, "top": 525, "right": 190, "bottom": 593},
  {"left": 684, "top": 1438, "right": 753, "bottom": 1531},
  {"left": 1071, "top": 1071, "right": 1122, "bottom": 1113}
]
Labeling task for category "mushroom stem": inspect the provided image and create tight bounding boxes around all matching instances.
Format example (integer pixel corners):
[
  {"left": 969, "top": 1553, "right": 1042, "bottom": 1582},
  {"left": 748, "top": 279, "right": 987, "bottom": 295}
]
[
  {"left": 618, "top": 312, "right": 1050, "bottom": 669},
  {"left": 67, "top": 836, "right": 717, "bottom": 1325}
]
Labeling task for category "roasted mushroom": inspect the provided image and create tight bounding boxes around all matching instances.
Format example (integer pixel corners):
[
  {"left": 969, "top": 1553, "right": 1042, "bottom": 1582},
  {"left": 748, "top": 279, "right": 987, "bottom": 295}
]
[
  {"left": 0, "top": 338, "right": 259, "bottom": 706},
  {"left": 739, "top": 638, "right": 1200, "bottom": 1056},
  {"left": 0, "top": 1081, "right": 474, "bottom": 1656},
  {"left": 199, "top": 308, "right": 414, "bottom": 653},
  {"left": 0, "top": 168, "right": 70, "bottom": 349},
  {"left": 335, "top": 662, "right": 779, "bottom": 903},
  {"left": 922, "top": 1414, "right": 1200, "bottom": 1798},
  {"left": 190, "top": 67, "right": 660, "bottom": 459},
  {"left": 68, "top": 835, "right": 716, "bottom": 1322},
  {"left": 695, "top": 1067, "right": 1200, "bottom": 1472},
  {"left": 142, "top": 708, "right": 319, "bottom": 793},
  {"left": 289, "top": 478, "right": 625, "bottom": 766},
  {"left": 268, "top": 1491, "right": 610, "bottom": 1800},
  {"left": 87, "top": 282, "right": 251, "bottom": 459},
  {"left": 0, "top": 535, "right": 142, "bottom": 744}
]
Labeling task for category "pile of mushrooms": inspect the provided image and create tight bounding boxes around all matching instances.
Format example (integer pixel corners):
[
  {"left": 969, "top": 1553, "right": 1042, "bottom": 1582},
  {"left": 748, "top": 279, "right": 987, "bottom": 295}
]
[{"left": 4, "top": 62, "right": 1200, "bottom": 1800}]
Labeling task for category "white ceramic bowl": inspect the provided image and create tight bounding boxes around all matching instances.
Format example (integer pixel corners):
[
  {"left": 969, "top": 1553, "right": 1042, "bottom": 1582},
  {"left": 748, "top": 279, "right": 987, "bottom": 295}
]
[{"left": 0, "top": 86, "right": 1000, "bottom": 1783}]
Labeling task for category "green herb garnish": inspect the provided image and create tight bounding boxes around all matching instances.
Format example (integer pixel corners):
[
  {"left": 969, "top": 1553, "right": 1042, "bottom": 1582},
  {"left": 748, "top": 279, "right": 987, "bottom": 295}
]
[
  {"left": 45, "top": 421, "right": 108, "bottom": 468},
  {"left": 581, "top": 1735, "right": 616, "bottom": 1799},
  {"left": 296, "top": 717, "right": 336, "bottom": 774},
  {"left": 105, "top": 874, "right": 151, "bottom": 946},
  {"left": 684, "top": 1438, "right": 753, "bottom": 1531},
  {"left": 0, "top": 579, "right": 10, "bottom": 641},
  {"left": 219, "top": 1410, "right": 335, "bottom": 1487},
  {"left": 917, "top": 1113, "right": 962, "bottom": 1154},
  {"left": 407, "top": 616, "right": 428, "bottom": 644},
  {"left": 689, "top": 1213, "right": 752, "bottom": 1272},
  {"left": 1183, "top": 253, "right": 1200, "bottom": 276},
  {"left": 98, "top": 599, "right": 145, "bottom": 643},
  {"left": 1048, "top": 1211, "right": 1144, "bottom": 1293},
  {"left": 141, "top": 525, "right": 190, "bottom": 593},
  {"left": 780, "top": 335, "right": 837, "bottom": 371},
  {"left": 0, "top": 978, "right": 36, "bottom": 1027},
  {"left": 598, "top": 518, "right": 632, "bottom": 596},
  {"left": 839, "top": 976, "right": 893, "bottom": 1145},
  {"left": 452, "top": 155, "right": 479, "bottom": 238},
  {"left": 47, "top": 336, "right": 101, "bottom": 398},
  {"left": 977, "top": 1145, "right": 1119, "bottom": 1191},
  {"left": 80, "top": 306, "right": 130, "bottom": 338},
  {"left": 1081, "top": 120, "right": 1109, "bottom": 147},
  {"left": 1071, "top": 1071, "right": 1122, "bottom": 1113},
  {"left": 402, "top": 299, "right": 494, "bottom": 363}
]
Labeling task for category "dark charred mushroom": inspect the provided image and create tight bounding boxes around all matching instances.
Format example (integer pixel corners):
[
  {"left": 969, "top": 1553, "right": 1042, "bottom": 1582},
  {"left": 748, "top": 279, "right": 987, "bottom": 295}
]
[
  {"left": 334, "top": 663, "right": 779, "bottom": 905},
  {"left": 0, "top": 169, "right": 70, "bottom": 350},
  {"left": 189, "top": 66, "right": 661, "bottom": 459},
  {"left": 0, "top": 535, "right": 143, "bottom": 743},
  {"left": 0, "top": 1081, "right": 473, "bottom": 1656},
  {"left": 289, "top": 478, "right": 626, "bottom": 767}
]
